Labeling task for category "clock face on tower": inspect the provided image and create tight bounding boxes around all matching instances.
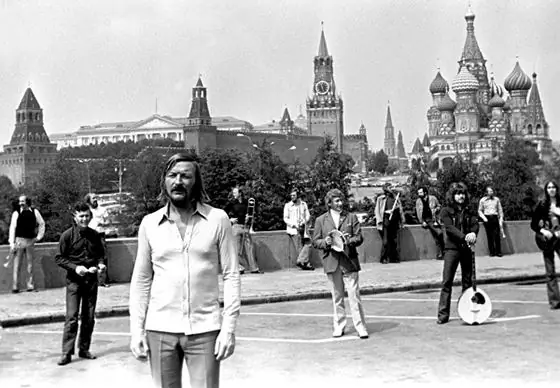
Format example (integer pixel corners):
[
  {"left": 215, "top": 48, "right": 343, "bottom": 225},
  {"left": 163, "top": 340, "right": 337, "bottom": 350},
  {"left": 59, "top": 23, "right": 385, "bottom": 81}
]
[{"left": 315, "top": 80, "right": 330, "bottom": 95}]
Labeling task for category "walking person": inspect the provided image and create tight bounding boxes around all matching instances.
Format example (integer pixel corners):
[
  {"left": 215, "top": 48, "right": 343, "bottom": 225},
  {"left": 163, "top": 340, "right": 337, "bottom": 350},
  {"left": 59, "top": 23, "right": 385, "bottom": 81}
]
[
  {"left": 85, "top": 193, "right": 110, "bottom": 286},
  {"left": 416, "top": 186, "right": 444, "bottom": 260},
  {"left": 283, "top": 189, "right": 314, "bottom": 271},
  {"left": 312, "top": 189, "right": 368, "bottom": 339},
  {"left": 225, "top": 186, "right": 262, "bottom": 274},
  {"left": 8, "top": 195, "right": 45, "bottom": 293},
  {"left": 478, "top": 186, "right": 504, "bottom": 257},
  {"left": 437, "top": 182, "right": 479, "bottom": 324},
  {"left": 530, "top": 180, "right": 560, "bottom": 310},
  {"left": 375, "top": 183, "right": 405, "bottom": 264},
  {"left": 129, "top": 153, "right": 241, "bottom": 388},
  {"left": 55, "top": 202, "right": 106, "bottom": 365}
]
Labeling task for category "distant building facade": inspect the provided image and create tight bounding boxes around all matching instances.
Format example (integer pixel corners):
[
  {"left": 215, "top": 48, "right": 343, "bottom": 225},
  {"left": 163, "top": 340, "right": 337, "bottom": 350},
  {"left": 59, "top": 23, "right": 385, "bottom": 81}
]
[
  {"left": 0, "top": 88, "right": 57, "bottom": 187},
  {"left": 426, "top": 6, "right": 552, "bottom": 168}
]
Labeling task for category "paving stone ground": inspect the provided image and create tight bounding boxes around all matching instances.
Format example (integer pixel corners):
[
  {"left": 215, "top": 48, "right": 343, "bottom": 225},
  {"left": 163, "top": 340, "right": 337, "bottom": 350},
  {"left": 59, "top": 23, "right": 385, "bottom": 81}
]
[{"left": 0, "top": 252, "right": 553, "bottom": 327}]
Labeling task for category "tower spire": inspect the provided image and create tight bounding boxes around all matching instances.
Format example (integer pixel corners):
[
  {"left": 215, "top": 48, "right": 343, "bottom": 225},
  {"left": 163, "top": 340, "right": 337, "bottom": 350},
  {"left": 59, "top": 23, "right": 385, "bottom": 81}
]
[
  {"left": 385, "top": 103, "right": 394, "bottom": 129},
  {"left": 318, "top": 23, "right": 329, "bottom": 57}
]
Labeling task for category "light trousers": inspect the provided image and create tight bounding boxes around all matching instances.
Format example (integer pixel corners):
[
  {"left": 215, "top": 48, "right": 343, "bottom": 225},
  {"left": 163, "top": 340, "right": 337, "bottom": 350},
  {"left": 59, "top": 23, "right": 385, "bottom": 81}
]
[
  {"left": 327, "top": 265, "right": 367, "bottom": 333},
  {"left": 13, "top": 237, "right": 36, "bottom": 291},
  {"left": 146, "top": 330, "right": 220, "bottom": 388}
]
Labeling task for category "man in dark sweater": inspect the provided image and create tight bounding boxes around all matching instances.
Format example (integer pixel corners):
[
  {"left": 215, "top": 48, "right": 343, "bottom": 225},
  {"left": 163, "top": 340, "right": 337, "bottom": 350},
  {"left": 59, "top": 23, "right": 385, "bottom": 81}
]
[
  {"left": 436, "top": 182, "right": 479, "bottom": 324},
  {"left": 55, "top": 202, "right": 106, "bottom": 366}
]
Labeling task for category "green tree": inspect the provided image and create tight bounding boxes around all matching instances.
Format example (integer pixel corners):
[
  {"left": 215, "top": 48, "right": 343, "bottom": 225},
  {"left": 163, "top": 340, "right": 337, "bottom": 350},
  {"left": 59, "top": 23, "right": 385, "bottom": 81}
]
[
  {"left": 490, "top": 134, "right": 540, "bottom": 220},
  {"left": 0, "top": 176, "right": 17, "bottom": 244},
  {"left": 307, "top": 136, "right": 355, "bottom": 219},
  {"left": 368, "top": 149, "right": 389, "bottom": 174}
]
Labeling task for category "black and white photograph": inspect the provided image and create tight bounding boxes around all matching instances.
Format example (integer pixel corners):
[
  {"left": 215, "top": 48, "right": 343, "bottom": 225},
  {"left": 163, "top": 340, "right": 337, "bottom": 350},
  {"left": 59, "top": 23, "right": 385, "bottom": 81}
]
[{"left": 1, "top": 0, "right": 559, "bottom": 387}]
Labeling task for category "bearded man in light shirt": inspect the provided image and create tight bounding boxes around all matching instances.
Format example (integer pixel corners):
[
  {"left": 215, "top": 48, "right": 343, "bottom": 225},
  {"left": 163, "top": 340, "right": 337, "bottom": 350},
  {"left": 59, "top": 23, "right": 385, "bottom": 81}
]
[{"left": 129, "top": 153, "right": 241, "bottom": 388}]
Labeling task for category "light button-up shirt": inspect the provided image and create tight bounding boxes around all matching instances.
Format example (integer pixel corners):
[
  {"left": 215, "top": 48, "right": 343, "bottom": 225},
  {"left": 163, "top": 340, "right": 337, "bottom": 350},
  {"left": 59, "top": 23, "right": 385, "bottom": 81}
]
[{"left": 129, "top": 202, "right": 240, "bottom": 337}]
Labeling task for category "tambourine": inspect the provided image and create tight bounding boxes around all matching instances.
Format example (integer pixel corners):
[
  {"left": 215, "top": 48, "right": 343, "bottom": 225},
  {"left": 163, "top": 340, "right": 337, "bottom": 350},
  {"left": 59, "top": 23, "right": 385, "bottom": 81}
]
[{"left": 329, "top": 230, "right": 347, "bottom": 252}]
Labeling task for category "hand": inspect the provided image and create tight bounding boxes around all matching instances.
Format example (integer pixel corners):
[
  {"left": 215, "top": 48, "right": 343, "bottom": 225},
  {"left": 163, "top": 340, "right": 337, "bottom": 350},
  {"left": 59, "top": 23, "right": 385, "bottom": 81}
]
[
  {"left": 98, "top": 264, "right": 107, "bottom": 272},
  {"left": 75, "top": 266, "right": 88, "bottom": 276},
  {"left": 482, "top": 217, "right": 488, "bottom": 223},
  {"left": 422, "top": 221, "right": 428, "bottom": 228},
  {"left": 87, "top": 266, "right": 98, "bottom": 274},
  {"left": 465, "top": 232, "right": 477, "bottom": 245},
  {"left": 541, "top": 229, "right": 554, "bottom": 240},
  {"left": 325, "top": 236, "right": 332, "bottom": 246},
  {"left": 130, "top": 334, "right": 149, "bottom": 360},
  {"left": 230, "top": 218, "right": 238, "bottom": 225},
  {"left": 214, "top": 331, "right": 235, "bottom": 361}
]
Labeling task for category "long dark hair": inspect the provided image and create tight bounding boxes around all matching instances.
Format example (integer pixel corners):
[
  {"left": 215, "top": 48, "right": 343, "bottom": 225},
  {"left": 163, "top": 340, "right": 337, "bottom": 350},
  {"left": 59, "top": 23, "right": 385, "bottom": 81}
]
[
  {"left": 543, "top": 180, "right": 560, "bottom": 207},
  {"left": 445, "top": 182, "right": 469, "bottom": 207},
  {"left": 159, "top": 153, "right": 209, "bottom": 204}
]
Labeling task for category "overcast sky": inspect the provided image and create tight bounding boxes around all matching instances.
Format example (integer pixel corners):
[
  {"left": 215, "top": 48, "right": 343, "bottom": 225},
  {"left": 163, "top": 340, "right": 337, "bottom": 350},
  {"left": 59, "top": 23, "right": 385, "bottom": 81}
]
[{"left": 0, "top": 0, "right": 558, "bottom": 151}]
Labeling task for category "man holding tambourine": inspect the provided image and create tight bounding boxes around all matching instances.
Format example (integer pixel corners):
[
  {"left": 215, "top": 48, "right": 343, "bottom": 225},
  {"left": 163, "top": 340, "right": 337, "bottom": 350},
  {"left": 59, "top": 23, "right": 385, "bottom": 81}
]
[{"left": 312, "top": 188, "right": 369, "bottom": 339}]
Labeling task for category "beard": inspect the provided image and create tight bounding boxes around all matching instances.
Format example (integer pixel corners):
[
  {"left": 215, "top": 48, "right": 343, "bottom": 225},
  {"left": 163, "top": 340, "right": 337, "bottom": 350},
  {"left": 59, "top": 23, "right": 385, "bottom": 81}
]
[{"left": 168, "top": 186, "right": 191, "bottom": 209}]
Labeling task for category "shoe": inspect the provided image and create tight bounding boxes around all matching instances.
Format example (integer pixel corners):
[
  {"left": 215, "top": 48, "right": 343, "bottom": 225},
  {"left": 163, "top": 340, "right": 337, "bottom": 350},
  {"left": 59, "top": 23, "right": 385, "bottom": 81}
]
[
  {"left": 27, "top": 288, "right": 36, "bottom": 292},
  {"left": 302, "top": 263, "right": 315, "bottom": 271},
  {"left": 332, "top": 329, "right": 345, "bottom": 338},
  {"left": 11, "top": 289, "right": 19, "bottom": 294},
  {"left": 550, "top": 305, "right": 560, "bottom": 310},
  {"left": 296, "top": 262, "right": 304, "bottom": 270},
  {"left": 101, "top": 284, "right": 111, "bottom": 288},
  {"left": 250, "top": 270, "right": 264, "bottom": 274},
  {"left": 239, "top": 270, "right": 245, "bottom": 275},
  {"left": 497, "top": 253, "right": 503, "bottom": 257},
  {"left": 380, "top": 260, "right": 388, "bottom": 264},
  {"left": 57, "top": 354, "right": 72, "bottom": 366},
  {"left": 436, "top": 318, "right": 449, "bottom": 325},
  {"left": 78, "top": 351, "right": 97, "bottom": 360},
  {"left": 357, "top": 330, "right": 369, "bottom": 339}
]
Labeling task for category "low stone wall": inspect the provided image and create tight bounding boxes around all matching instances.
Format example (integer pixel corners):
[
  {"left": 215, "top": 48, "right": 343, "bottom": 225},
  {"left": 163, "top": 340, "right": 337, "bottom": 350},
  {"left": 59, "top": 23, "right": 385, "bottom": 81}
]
[{"left": 0, "top": 221, "right": 539, "bottom": 293}]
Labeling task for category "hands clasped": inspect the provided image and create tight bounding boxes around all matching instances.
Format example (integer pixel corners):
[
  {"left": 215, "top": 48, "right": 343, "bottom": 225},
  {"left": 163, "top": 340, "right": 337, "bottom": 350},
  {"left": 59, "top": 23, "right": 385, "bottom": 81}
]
[{"left": 75, "top": 264, "right": 106, "bottom": 276}]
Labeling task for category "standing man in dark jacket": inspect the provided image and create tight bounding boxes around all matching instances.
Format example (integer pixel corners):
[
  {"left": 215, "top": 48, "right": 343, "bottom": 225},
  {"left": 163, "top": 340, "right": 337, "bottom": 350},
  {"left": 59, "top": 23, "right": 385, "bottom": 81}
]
[
  {"left": 437, "top": 182, "right": 479, "bottom": 324},
  {"left": 312, "top": 189, "right": 368, "bottom": 339},
  {"left": 416, "top": 186, "right": 444, "bottom": 260},
  {"left": 55, "top": 202, "right": 106, "bottom": 366}
]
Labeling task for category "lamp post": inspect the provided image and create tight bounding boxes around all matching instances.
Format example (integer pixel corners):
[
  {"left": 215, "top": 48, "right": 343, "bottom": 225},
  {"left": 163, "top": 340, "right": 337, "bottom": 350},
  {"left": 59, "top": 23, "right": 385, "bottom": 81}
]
[{"left": 114, "top": 159, "right": 127, "bottom": 207}]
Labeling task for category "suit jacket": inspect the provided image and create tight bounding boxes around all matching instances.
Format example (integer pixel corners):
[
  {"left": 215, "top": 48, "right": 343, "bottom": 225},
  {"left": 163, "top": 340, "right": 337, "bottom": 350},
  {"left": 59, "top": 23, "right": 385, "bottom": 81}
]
[
  {"left": 415, "top": 195, "right": 441, "bottom": 224},
  {"left": 440, "top": 204, "right": 479, "bottom": 251},
  {"left": 375, "top": 194, "right": 405, "bottom": 230},
  {"left": 312, "top": 211, "right": 363, "bottom": 274}
]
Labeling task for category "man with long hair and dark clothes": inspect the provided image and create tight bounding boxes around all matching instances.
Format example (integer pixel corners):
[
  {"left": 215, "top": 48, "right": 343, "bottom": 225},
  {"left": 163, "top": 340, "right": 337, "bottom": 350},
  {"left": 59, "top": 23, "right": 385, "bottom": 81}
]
[
  {"left": 530, "top": 180, "right": 560, "bottom": 310},
  {"left": 436, "top": 182, "right": 479, "bottom": 324}
]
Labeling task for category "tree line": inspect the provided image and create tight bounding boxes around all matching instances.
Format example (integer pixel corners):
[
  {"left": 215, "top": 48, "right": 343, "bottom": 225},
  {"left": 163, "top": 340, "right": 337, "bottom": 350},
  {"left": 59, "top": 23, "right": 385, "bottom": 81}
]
[{"left": 0, "top": 134, "right": 557, "bottom": 244}]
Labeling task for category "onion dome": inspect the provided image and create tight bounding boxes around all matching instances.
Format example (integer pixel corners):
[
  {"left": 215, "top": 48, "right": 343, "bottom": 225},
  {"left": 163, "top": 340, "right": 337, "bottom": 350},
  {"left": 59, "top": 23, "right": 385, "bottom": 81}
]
[
  {"left": 489, "top": 76, "right": 504, "bottom": 97},
  {"left": 438, "top": 93, "right": 457, "bottom": 111},
  {"left": 429, "top": 71, "right": 448, "bottom": 94},
  {"left": 488, "top": 94, "right": 505, "bottom": 108},
  {"left": 504, "top": 61, "right": 532, "bottom": 91},
  {"left": 451, "top": 66, "right": 479, "bottom": 93}
]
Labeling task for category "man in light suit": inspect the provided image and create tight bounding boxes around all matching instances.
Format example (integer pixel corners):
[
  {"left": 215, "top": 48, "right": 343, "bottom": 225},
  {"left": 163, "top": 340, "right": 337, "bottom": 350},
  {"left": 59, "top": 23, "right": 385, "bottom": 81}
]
[
  {"left": 312, "top": 188, "right": 368, "bottom": 339},
  {"left": 375, "top": 183, "right": 405, "bottom": 264}
]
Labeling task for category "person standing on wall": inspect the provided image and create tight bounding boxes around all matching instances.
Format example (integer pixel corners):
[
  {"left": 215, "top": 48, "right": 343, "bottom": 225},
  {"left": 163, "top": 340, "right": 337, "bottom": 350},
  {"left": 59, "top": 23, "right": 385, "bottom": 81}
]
[
  {"left": 8, "top": 195, "right": 45, "bottom": 293},
  {"left": 478, "top": 186, "right": 504, "bottom": 257},
  {"left": 225, "top": 186, "right": 262, "bottom": 275},
  {"left": 283, "top": 189, "right": 314, "bottom": 271},
  {"left": 85, "top": 193, "right": 110, "bottom": 286},
  {"left": 416, "top": 186, "right": 444, "bottom": 260},
  {"left": 375, "top": 183, "right": 405, "bottom": 264}
]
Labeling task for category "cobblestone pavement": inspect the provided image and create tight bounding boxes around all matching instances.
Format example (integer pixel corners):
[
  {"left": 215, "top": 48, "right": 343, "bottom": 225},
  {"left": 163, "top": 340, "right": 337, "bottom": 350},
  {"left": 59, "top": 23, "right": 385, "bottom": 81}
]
[{"left": 0, "top": 252, "right": 553, "bottom": 326}]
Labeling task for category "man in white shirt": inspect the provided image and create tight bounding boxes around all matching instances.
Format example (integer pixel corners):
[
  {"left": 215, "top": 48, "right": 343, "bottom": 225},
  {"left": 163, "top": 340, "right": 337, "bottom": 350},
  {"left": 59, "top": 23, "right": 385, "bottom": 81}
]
[
  {"left": 8, "top": 195, "right": 45, "bottom": 293},
  {"left": 283, "top": 189, "right": 314, "bottom": 271},
  {"left": 129, "top": 153, "right": 240, "bottom": 388}
]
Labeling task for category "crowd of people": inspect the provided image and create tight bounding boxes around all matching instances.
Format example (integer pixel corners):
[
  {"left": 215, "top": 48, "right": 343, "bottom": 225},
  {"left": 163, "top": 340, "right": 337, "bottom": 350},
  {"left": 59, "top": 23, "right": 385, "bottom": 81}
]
[{"left": 3, "top": 153, "right": 560, "bottom": 388}]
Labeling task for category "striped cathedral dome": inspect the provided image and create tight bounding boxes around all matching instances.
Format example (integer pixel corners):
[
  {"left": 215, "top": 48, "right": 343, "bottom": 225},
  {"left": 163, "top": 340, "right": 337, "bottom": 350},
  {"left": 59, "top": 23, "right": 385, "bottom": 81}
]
[
  {"left": 451, "top": 66, "right": 479, "bottom": 93},
  {"left": 429, "top": 71, "right": 448, "bottom": 94},
  {"left": 504, "top": 61, "right": 532, "bottom": 91},
  {"left": 488, "top": 94, "right": 505, "bottom": 108}
]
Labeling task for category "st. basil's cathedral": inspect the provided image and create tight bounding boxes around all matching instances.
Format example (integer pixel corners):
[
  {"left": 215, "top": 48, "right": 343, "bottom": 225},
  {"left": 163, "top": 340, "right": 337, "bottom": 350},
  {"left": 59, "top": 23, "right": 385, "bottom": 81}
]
[{"left": 425, "top": 5, "right": 551, "bottom": 169}]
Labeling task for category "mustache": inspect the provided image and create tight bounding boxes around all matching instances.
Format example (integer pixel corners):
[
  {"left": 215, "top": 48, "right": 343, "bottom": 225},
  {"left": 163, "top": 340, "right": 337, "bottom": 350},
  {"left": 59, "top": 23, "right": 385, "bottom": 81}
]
[{"left": 171, "top": 185, "right": 186, "bottom": 192}]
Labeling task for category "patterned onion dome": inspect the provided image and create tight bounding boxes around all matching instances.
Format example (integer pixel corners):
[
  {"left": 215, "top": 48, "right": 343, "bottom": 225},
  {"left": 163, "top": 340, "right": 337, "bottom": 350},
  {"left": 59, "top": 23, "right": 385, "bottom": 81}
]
[
  {"left": 438, "top": 93, "right": 457, "bottom": 111},
  {"left": 488, "top": 94, "right": 505, "bottom": 108},
  {"left": 489, "top": 76, "right": 504, "bottom": 97},
  {"left": 504, "top": 61, "right": 532, "bottom": 91},
  {"left": 451, "top": 66, "right": 479, "bottom": 93},
  {"left": 429, "top": 71, "right": 448, "bottom": 94}
]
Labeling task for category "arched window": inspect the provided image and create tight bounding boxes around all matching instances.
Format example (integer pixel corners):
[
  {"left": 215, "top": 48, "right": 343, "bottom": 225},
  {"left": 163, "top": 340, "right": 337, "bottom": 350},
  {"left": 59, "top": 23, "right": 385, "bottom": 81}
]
[
  {"left": 527, "top": 124, "right": 533, "bottom": 135},
  {"left": 28, "top": 112, "right": 33, "bottom": 122}
]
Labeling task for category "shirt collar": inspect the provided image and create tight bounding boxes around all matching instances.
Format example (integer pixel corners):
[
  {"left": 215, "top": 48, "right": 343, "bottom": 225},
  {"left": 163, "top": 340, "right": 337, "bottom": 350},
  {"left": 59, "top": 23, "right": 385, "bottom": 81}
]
[{"left": 157, "top": 202, "right": 210, "bottom": 225}]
